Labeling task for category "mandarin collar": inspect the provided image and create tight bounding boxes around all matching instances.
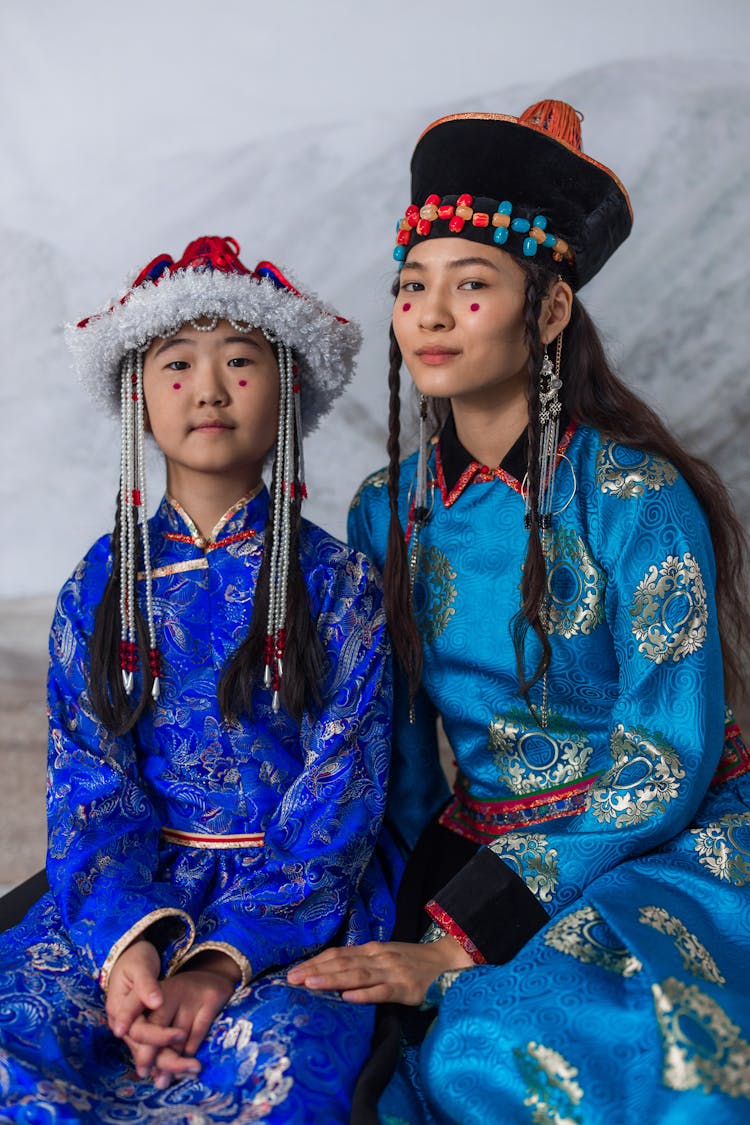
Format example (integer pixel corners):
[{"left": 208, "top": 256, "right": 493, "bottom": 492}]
[
  {"left": 435, "top": 409, "right": 573, "bottom": 506},
  {"left": 156, "top": 482, "right": 269, "bottom": 551}
]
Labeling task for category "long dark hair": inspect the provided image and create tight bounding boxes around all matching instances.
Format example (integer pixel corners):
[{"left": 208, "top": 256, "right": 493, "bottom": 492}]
[
  {"left": 89, "top": 388, "right": 326, "bottom": 737},
  {"left": 384, "top": 262, "right": 750, "bottom": 709}
]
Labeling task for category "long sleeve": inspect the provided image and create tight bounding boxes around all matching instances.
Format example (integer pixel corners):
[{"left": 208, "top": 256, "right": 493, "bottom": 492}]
[
  {"left": 427, "top": 461, "right": 726, "bottom": 961},
  {"left": 178, "top": 548, "right": 393, "bottom": 979},
  {"left": 46, "top": 545, "right": 194, "bottom": 988}
]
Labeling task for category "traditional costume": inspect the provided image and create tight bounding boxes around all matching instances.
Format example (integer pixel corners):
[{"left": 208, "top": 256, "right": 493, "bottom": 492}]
[
  {"left": 0, "top": 238, "right": 395, "bottom": 1124},
  {"left": 350, "top": 104, "right": 750, "bottom": 1123}
]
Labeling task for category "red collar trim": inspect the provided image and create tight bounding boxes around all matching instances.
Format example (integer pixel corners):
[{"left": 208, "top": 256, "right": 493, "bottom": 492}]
[{"left": 436, "top": 421, "right": 577, "bottom": 508}]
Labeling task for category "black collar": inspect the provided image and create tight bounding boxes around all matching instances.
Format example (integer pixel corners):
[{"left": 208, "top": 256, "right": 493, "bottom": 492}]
[{"left": 438, "top": 410, "right": 529, "bottom": 494}]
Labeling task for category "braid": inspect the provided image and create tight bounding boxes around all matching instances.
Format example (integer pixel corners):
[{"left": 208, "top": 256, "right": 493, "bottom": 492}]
[
  {"left": 89, "top": 495, "right": 152, "bottom": 734},
  {"left": 512, "top": 268, "right": 554, "bottom": 705},
  {"left": 383, "top": 326, "right": 423, "bottom": 699}
]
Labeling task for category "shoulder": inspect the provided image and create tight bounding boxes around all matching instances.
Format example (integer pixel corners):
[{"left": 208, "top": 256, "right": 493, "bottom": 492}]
[
  {"left": 50, "top": 531, "right": 114, "bottom": 650},
  {"left": 349, "top": 465, "right": 390, "bottom": 515},
  {"left": 299, "top": 519, "right": 383, "bottom": 597},
  {"left": 571, "top": 425, "right": 712, "bottom": 567}
]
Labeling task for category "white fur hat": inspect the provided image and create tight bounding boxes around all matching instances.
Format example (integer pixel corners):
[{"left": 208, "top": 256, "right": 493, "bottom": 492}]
[{"left": 66, "top": 236, "right": 361, "bottom": 438}]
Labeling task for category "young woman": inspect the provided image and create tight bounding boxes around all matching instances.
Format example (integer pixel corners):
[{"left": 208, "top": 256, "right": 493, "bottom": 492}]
[
  {"left": 0, "top": 236, "right": 394, "bottom": 1123},
  {"left": 289, "top": 103, "right": 750, "bottom": 1122}
]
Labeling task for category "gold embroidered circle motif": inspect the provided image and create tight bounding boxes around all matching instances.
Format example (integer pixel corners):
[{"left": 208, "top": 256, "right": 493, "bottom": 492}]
[{"left": 630, "top": 553, "right": 708, "bottom": 663}]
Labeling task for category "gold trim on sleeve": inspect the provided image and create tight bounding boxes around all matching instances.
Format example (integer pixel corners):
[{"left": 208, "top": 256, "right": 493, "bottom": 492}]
[
  {"left": 99, "top": 908, "right": 195, "bottom": 992},
  {"left": 170, "top": 941, "right": 252, "bottom": 989}
]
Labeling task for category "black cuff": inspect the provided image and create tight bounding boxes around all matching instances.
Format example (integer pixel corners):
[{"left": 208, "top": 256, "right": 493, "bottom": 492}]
[{"left": 430, "top": 846, "right": 549, "bottom": 963}]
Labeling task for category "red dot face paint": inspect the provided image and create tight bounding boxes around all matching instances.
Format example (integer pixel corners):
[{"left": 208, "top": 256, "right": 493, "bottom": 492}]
[
  {"left": 238, "top": 379, "right": 247, "bottom": 387},
  {"left": 470, "top": 303, "right": 480, "bottom": 312},
  {"left": 402, "top": 302, "right": 411, "bottom": 312},
  {"left": 172, "top": 382, "right": 182, "bottom": 390}
]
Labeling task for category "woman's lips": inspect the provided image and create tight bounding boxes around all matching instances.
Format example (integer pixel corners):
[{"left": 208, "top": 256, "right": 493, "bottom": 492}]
[{"left": 415, "top": 348, "right": 460, "bottom": 366}]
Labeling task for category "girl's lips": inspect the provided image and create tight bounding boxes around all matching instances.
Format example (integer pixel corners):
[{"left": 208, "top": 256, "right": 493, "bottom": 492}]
[{"left": 192, "top": 420, "right": 234, "bottom": 431}]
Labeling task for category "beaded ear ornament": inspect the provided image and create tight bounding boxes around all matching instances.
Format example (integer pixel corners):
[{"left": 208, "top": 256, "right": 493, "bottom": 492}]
[{"left": 394, "top": 196, "right": 573, "bottom": 269}]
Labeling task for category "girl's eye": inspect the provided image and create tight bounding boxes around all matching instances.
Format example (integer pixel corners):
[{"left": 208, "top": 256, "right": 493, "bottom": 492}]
[
  {"left": 459, "top": 280, "right": 486, "bottom": 291},
  {"left": 400, "top": 281, "right": 423, "bottom": 293},
  {"left": 228, "top": 357, "right": 252, "bottom": 368},
  {"left": 166, "top": 360, "right": 190, "bottom": 371}
]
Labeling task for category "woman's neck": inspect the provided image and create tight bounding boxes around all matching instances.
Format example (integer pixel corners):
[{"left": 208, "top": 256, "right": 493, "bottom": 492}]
[{"left": 450, "top": 385, "right": 529, "bottom": 469}]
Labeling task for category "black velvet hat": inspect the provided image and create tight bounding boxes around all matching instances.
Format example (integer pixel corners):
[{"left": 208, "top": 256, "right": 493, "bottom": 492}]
[{"left": 394, "top": 100, "right": 632, "bottom": 290}]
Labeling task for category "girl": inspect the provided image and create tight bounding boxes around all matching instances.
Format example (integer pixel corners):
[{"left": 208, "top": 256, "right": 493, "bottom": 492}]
[
  {"left": 0, "top": 236, "right": 394, "bottom": 1123},
  {"left": 289, "top": 104, "right": 750, "bottom": 1122}
]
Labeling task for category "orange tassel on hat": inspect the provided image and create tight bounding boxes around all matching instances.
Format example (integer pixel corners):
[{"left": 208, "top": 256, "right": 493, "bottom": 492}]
[{"left": 519, "top": 99, "right": 583, "bottom": 152}]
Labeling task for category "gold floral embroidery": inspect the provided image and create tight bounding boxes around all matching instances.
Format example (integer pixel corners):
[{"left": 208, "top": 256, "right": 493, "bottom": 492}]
[
  {"left": 691, "top": 812, "right": 750, "bottom": 885},
  {"left": 488, "top": 708, "right": 595, "bottom": 795},
  {"left": 544, "top": 906, "right": 642, "bottom": 976},
  {"left": 588, "top": 724, "right": 684, "bottom": 828},
  {"left": 513, "top": 1041, "right": 584, "bottom": 1124},
  {"left": 413, "top": 545, "right": 457, "bottom": 643},
  {"left": 653, "top": 977, "right": 750, "bottom": 1097},
  {"left": 596, "top": 441, "right": 678, "bottom": 499},
  {"left": 545, "top": 526, "right": 605, "bottom": 638},
  {"left": 639, "top": 906, "right": 725, "bottom": 984},
  {"left": 488, "top": 833, "right": 559, "bottom": 902},
  {"left": 631, "top": 553, "right": 708, "bottom": 663},
  {"left": 349, "top": 467, "right": 388, "bottom": 509}
]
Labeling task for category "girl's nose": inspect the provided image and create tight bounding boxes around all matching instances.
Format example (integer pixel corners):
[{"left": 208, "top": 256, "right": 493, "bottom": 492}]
[{"left": 195, "top": 362, "right": 230, "bottom": 406}]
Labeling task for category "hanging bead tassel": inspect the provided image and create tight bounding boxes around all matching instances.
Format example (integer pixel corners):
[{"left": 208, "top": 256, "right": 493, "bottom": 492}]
[
  {"left": 264, "top": 342, "right": 300, "bottom": 713},
  {"left": 118, "top": 349, "right": 161, "bottom": 701},
  {"left": 119, "top": 353, "right": 137, "bottom": 694}
]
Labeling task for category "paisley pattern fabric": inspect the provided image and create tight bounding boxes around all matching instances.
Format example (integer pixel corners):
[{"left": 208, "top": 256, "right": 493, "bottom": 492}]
[
  {"left": 0, "top": 488, "right": 395, "bottom": 1123},
  {"left": 349, "top": 424, "right": 750, "bottom": 1123}
]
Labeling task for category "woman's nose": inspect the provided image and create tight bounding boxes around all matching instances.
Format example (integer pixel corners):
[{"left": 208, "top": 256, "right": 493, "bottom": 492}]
[{"left": 418, "top": 289, "right": 454, "bottom": 331}]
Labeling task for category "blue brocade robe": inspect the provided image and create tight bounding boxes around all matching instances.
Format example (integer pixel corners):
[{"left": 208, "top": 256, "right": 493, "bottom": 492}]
[
  {"left": 349, "top": 423, "right": 750, "bottom": 1124},
  {"left": 0, "top": 489, "right": 395, "bottom": 1124}
]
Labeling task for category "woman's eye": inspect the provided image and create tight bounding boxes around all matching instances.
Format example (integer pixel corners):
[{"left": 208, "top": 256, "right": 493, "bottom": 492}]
[
  {"left": 228, "top": 357, "right": 252, "bottom": 368},
  {"left": 459, "top": 280, "right": 486, "bottom": 291},
  {"left": 400, "top": 281, "right": 423, "bottom": 293},
  {"left": 166, "top": 360, "right": 190, "bottom": 371}
]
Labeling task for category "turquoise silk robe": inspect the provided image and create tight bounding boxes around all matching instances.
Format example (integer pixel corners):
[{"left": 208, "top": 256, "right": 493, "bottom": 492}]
[
  {"left": 0, "top": 488, "right": 395, "bottom": 1124},
  {"left": 349, "top": 420, "right": 750, "bottom": 1125}
]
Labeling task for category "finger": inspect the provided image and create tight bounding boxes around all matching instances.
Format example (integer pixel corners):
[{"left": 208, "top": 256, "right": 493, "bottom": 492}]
[
  {"left": 124, "top": 1035, "right": 158, "bottom": 1079},
  {"left": 287, "top": 943, "right": 381, "bottom": 981},
  {"left": 126, "top": 1015, "right": 187, "bottom": 1049},
  {"left": 153, "top": 1046, "right": 202, "bottom": 1077},
  {"left": 340, "top": 984, "right": 396, "bottom": 1004},
  {"left": 182, "top": 1004, "right": 219, "bottom": 1058}
]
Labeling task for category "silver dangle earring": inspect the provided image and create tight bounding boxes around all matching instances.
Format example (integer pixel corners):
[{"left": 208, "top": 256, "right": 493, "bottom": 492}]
[
  {"left": 414, "top": 392, "right": 429, "bottom": 523},
  {"left": 537, "top": 331, "right": 563, "bottom": 529},
  {"left": 536, "top": 331, "right": 563, "bottom": 730}
]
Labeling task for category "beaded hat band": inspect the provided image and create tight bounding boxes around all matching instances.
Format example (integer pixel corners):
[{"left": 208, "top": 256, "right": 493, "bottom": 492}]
[{"left": 395, "top": 100, "right": 633, "bottom": 289}]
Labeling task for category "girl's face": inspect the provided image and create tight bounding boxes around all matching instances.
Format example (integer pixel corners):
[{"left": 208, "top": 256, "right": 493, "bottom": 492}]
[
  {"left": 393, "top": 238, "right": 531, "bottom": 411},
  {"left": 142, "top": 319, "right": 279, "bottom": 492}
]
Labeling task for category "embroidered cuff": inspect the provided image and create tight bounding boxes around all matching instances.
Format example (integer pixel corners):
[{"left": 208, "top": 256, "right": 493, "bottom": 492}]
[
  {"left": 426, "top": 846, "right": 549, "bottom": 964},
  {"left": 171, "top": 940, "right": 252, "bottom": 989},
  {"left": 100, "top": 908, "right": 194, "bottom": 992}
]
